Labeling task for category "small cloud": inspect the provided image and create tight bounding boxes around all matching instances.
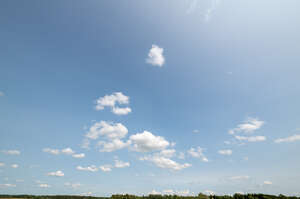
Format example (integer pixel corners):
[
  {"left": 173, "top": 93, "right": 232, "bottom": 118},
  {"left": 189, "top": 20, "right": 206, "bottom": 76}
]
[
  {"left": 64, "top": 182, "right": 81, "bottom": 189},
  {"left": 264, "top": 180, "right": 272, "bottom": 185},
  {"left": 47, "top": 170, "right": 64, "bottom": 177},
  {"left": 146, "top": 45, "right": 165, "bottom": 67},
  {"left": 16, "top": 179, "right": 24, "bottom": 183},
  {"left": 11, "top": 164, "right": 19, "bottom": 168},
  {"left": 0, "top": 162, "right": 5, "bottom": 167},
  {"left": 0, "top": 91, "right": 4, "bottom": 96},
  {"left": 114, "top": 160, "right": 130, "bottom": 168},
  {"left": 229, "top": 118, "right": 264, "bottom": 135},
  {"left": 72, "top": 153, "right": 85, "bottom": 158},
  {"left": 129, "top": 131, "right": 169, "bottom": 152},
  {"left": 1, "top": 150, "right": 20, "bottom": 155},
  {"left": 95, "top": 92, "right": 131, "bottom": 115},
  {"left": 235, "top": 135, "right": 266, "bottom": 142},
  {"left": 99, "top": 165, "right": 112, "bottom": 172},
  {"left": 187, "top": 147, "right": 208, "bottom": 162},
  {"left": 149, "top": 190, "right": 161, "bottom": 195},
  {"left": 218, "top": 149, "right": 232, "bottom": 155},
  {"left": 43, "top": 148, "right": 60, "bottom": 155},
  {"left": 193, "top": 129, "right": 200, "bottom": 133},
  {"left": 178, "top": 152, "right": 185, "bottom": 159},
  {"left": 76, "top": 165, "right": 98, "bottom": 172},
  {"left": 39, "top": 184, "right": 51, "bottom": 188},
  {"left": 0, "top": 184, "right": 16, "bottom": 188},
  {"left": 274, "top": 134, "right": 300, "bottom": 143},
  {"left": 61, "top": 148, "right": 75, "bottom": 155}
]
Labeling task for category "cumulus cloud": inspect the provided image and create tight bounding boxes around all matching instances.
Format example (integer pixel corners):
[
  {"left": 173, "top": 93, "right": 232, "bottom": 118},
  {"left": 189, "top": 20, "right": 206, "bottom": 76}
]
[
  {"left": 76, "top": 165, "right": 98, "bottom": 172},
  {"left": 114, "top": 160, "right": 130, "bottom": 168},
  {"left": 129, "top": 131, "right": 169, "bottom": 152},
  {"left": 43, "top": 148, "right": 60, "bottom": 155},
  {"left": 47, "top": 170, "right": 64, "bottom": 177},
  {"left": 229, "top": 175, "right": 250, "bottom": 180},
  {"left": 86, "top": 121, "right": 128, "bottom": 140},
  {"left": 234, "top": 135, "right": 266, "bottom": 142},
  {"left": 218, "top": 149, "right": 232, "bottom": 155},
  {"left": 274, "top": 134, "right": 300, "bottom": 143},
  {"left": 146, "top": 45, "right": 165, "bottom": 67},
  {"left": 72, "top": 153, "right": 85, "bottom": 158},
  {"left": 95, "top": 92, "right": 131, "bottom": 115},
  {"left": 229, "top": 118, "right": 264, "bottom": 135},
  {"left": 99, "top": 165, "right": 112, "bottom": 172},
  {"left": 39, "top": 184, "right": 51, "bottom": 188},
  {"left": 187, "top": 147, "right": 208, "bottom": 162},
  {"left": 98, "top": 139, "right": 131, "bottom": 152},
  {"left": 11, "top": 164, "right": 19, "bottom": 168},
  {"left": 141, "top": 155, "right": 191, "bottom": 171},
  {"left": 1, "top": 150, "right": 20, "bottom": 155}
]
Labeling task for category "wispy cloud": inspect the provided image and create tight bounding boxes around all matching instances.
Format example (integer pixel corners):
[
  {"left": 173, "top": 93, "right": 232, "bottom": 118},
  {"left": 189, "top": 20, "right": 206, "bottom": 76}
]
[{"left": 275, "top": 134, "right": 300, "bottom": 143}]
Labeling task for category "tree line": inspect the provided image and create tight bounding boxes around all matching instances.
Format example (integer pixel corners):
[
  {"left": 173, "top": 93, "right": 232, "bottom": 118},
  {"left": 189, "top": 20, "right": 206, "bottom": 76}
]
[{"left": 0, "top": 193, "right": 299, "bottom": 199}]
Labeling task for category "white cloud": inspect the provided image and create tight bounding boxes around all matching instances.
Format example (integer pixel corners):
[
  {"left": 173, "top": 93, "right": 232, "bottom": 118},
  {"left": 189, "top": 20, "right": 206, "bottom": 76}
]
[
  {"left": 47, "top": 170, "right": 64, "bottom": 177},
  {"left": 234, "top": 135, "right": 266, "bottom": 142},
  {"left": 141, "top": 155, "right": 191, "bottom": 171},
  {"left": 95, "top": 92, "right": 131, "bottom": 115},
  {"left": 61, "top": 148, "right": 75, "bottom": 155},
  {"left": 0, "top": 184, "right": 16, "bottom": 188},
  {"left": 39, "top": 184, "right": 51, "bottom": 188},
  {"left": 129, "top": 131, "right": 169, "bottom": 152},
  {"left": 112, "top": 107, "right": 132, "bottom": 115},
  {"left": 86, "top": 121, "right": 128, "bottom": 140},
  {"left": 114, "top": 160, "right": 130, "bottom": 168},
  {"left": 229, "top": 118, "right": 264, "bottom": 135},
  {"left": 193, "top": 129, "right": 200, "bottom": 133},
  {"left": 0, "top": 162, "right": 4, "bottom": 167},
  {"left": 11, "top": 164, "right": 19, "bottom": 168},
  {"left": 76, "top": 165, "right": 98, "bottom": 172},
  {"left": 98, "top": 139, "right": 131, "bottom": 152},
  {"left": 16, "top": 179, "right": 24, "bottom": 183},
  {"left": 218, "top": 149, "right": 232, "bottom": 155},
  {"left": 0, "top": 91, "right": 4, "bottom": 96},
  {"left": 43, "top": 148, "right": 60, "bottom": 155},
  {"left": 187, "top": 147, "right": 208, "bottom": 162},
  {"left": 229, "top": 175, "right": 250, "bottom": 180},
  {"left": 159, "top": 149, "right": 176, "bottom": 158},
  {"left": 64, "top": 182, "right": 81, "bottom": 189},
  {"left": 274, "top": 134, "right": 300, "bottom": 143},
  {"left": 99, "top": 165, "right": 112, "bottom": 172},
  {"left": 264, "top": 180, "right": 272, "bottom": 185},
  {"left": 72, "top": 153, "right": 85, "bottom": 158},
  {"left": 1, "top": 150, "right": 20, "bottom": 155},
  {"left": 146, "top": 45, "right": 165, "bottom": 67}
]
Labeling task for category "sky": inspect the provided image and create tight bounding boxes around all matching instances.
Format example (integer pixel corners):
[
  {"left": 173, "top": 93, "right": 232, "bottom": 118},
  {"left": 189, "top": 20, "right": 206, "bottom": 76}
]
[{"left": 1, "top": 0, "right": 300, "bottom": 196}]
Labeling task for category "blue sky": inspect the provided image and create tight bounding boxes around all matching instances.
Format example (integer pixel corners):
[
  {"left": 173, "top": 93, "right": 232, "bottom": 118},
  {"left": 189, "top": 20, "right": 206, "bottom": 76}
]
[{"left": 1, "top": 0, "right": 300, "bottom": 196}]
